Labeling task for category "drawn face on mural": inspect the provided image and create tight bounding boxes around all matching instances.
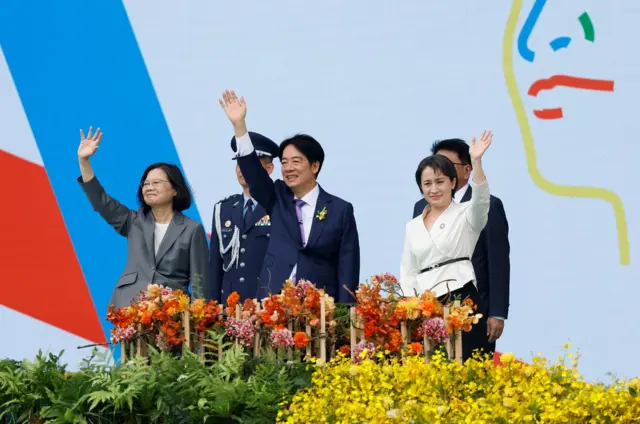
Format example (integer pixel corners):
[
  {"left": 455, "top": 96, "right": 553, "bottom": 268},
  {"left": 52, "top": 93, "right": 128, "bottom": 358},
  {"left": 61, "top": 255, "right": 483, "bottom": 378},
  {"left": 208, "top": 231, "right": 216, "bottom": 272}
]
[{"left": 509, "top": 1, "right": 630, "bottom": 266}]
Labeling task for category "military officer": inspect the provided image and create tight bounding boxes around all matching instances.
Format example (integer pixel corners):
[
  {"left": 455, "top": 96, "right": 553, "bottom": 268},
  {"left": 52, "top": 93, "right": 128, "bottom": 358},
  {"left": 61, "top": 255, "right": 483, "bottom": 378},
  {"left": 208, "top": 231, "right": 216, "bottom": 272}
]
[{"left": 208, "top": 132, "right": 279, "bottom": 302}]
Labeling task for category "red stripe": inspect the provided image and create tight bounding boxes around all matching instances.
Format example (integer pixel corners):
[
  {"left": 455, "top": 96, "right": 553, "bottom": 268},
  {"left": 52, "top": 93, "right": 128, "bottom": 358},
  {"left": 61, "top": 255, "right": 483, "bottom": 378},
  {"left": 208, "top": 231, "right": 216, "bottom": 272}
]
[
  {"left": 0, "top": 150, "right": 105, "bottom": 344},
  {"left": 528, "top": 75, "right": 614, "bottom": 97}
]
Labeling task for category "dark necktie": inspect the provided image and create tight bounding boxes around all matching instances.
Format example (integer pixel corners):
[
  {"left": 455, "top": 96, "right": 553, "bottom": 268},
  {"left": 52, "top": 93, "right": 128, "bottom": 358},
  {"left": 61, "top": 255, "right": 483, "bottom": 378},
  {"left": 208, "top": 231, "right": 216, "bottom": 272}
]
[{"left": 243, "top": 200, "right": 254, "bottom": 229}]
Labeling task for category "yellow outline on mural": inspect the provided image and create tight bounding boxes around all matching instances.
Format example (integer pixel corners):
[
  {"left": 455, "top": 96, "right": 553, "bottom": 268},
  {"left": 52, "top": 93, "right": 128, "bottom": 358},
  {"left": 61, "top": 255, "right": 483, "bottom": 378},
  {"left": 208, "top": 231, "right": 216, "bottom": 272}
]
[{"left": 503, "top": 0, "right": 630, "bottom": 265}]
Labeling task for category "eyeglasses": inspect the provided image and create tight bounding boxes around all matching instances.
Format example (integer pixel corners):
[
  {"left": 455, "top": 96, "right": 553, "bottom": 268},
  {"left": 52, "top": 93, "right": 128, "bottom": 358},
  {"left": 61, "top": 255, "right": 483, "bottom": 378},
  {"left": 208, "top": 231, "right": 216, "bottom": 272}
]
[{"left": 140, "top": 180, "right": 169, "bottom": 189}]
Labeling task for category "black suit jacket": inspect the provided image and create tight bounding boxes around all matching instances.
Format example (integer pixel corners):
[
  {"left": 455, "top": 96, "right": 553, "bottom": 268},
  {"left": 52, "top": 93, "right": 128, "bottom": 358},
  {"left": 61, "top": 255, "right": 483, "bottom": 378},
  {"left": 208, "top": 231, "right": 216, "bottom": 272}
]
[{"left": 412, "top": 187, "right": 510, "bottom": 318}]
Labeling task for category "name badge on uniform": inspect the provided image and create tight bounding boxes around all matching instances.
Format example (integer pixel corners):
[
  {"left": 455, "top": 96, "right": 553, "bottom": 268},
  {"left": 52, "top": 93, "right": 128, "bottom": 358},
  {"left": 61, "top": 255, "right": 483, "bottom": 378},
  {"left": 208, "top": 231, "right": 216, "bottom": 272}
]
[{"left": 255, "top": 215, "right": 271, "bottom": 227}]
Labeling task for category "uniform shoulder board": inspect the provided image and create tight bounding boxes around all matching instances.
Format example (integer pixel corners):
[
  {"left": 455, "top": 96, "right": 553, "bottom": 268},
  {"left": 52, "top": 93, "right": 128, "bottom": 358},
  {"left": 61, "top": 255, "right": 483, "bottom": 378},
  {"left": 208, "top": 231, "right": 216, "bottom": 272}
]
[{"left": 216, "top": 194, "right": 241, "bottom": 205}]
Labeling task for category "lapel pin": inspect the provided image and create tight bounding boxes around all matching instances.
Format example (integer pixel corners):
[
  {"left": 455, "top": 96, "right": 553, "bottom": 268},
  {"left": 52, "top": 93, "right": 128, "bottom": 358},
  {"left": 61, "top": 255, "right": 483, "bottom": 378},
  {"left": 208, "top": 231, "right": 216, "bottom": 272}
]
[{"left": 225, "top": 220, "right": 231, "bottom": 228}]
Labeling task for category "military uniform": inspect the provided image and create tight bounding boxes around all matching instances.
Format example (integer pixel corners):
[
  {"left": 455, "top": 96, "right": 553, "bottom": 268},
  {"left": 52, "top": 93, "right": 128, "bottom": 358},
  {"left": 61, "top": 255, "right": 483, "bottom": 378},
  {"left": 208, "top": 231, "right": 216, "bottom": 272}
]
[{"left": 208, "top": 132, "right": 279, "bottom": 302}]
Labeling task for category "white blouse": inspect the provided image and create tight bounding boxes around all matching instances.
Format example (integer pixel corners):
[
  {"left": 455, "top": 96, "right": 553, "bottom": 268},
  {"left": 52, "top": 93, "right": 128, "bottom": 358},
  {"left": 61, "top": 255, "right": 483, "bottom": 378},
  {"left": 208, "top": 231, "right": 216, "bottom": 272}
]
[{"left": 400, "top": 179, "right": 490, "bottom": 298}]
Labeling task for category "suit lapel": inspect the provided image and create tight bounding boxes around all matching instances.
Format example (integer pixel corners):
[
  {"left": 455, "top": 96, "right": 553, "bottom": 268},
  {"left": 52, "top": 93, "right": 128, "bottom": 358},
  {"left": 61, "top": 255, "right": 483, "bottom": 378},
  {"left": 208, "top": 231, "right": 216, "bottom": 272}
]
[
  {"left": 283, "top": 187, "right": 303, "bottom": 244},
  {"left": 305, "top": 187, "right": 332, "bottom": 249},
  {"left": 142, "top": 211, "right": 156, "bottom": 262},
  {"left": 155, "top": 212, "right": 187, "bottom": 265}
]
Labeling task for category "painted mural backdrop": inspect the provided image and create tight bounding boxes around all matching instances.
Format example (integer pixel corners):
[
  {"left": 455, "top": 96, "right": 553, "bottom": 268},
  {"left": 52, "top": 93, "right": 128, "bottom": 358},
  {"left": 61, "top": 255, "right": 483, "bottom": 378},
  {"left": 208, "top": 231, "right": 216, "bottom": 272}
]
[{"left": 1, "top": 0, "right": 637, "bottom": 381}]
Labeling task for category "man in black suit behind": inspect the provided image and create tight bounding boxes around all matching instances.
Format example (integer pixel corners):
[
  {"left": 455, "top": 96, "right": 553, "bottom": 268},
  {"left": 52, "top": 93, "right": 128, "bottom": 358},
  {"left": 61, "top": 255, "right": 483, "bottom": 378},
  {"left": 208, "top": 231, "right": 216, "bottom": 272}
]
[{"left": 412, "top": 138, "right": 510, "bottom": 356}]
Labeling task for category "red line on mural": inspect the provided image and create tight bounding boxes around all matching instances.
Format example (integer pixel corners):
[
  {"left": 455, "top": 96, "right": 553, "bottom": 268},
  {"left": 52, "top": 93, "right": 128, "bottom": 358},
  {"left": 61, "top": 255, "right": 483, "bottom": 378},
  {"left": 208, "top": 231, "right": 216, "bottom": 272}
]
[
  {"left": 528, "top": 75, "right": 614, "bottom": 97},
  {"left": 533, "top": 108, "right": 564, "bottom": 119},
  {"left": 0, "top": 150, "right": 105, "bottom": 344}
]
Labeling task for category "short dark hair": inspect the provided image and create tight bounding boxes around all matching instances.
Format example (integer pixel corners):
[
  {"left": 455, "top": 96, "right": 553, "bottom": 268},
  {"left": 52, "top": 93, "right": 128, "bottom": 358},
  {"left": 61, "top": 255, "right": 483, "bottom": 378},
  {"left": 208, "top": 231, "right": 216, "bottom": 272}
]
[
  {"left": 431, "top": 138, "right": 471, "bottom": 165},
  {"left": 137, "top": 163, "right": 193, "bottom": 213},
  {"left": 279, "top": 134, "right": 325, "bottom": 177},
  {"left": 415, "top": 155, "right": 457, "bottom": 195}
]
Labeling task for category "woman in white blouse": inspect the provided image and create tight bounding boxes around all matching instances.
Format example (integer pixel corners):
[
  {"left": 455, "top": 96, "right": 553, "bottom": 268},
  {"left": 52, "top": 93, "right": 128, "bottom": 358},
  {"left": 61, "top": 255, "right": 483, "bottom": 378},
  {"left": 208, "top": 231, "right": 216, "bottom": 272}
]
[{"left": 400, "top": 130, "right": 492, "bottom": 359}]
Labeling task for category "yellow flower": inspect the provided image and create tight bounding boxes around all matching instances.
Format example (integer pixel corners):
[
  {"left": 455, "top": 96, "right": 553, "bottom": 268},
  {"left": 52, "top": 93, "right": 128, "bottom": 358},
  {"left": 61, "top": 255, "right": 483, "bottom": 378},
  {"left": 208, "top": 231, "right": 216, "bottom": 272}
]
[
  {"left": 500, "top": 352, "right": 515, "bottom": 364},
  {"left": 315, "top": 206, "right": 328, "bottom": 221}
]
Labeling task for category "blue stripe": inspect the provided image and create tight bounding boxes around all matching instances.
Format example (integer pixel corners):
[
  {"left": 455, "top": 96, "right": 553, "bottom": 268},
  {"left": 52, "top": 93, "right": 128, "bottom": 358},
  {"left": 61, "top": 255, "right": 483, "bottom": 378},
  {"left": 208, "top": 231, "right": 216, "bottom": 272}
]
[
  {"left": 549, "top": 36, "right": 572, "bottom": 51},
  {"left": 0, "top": 0, "right": 202, "bottom": 343},
  {"left": 517, "top": 0, "right": 547, "bottom": 62}
]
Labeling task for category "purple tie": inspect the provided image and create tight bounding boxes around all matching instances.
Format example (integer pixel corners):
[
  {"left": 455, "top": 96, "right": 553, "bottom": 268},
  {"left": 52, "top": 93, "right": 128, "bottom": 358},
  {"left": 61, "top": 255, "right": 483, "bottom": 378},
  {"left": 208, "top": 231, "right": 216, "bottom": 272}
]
[{"left": 295, "top": 199, "right": 306, "bottom": 246}]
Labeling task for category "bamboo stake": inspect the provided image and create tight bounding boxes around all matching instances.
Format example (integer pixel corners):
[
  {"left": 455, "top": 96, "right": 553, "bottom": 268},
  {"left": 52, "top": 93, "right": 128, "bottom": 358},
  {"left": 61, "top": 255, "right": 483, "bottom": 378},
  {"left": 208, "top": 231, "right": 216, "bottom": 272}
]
[
  {"left": 320, "top": 296, "right": 326, "bottom": 363},
  {"left": 182, "top": 310, "right": 191, "bottom": 350},
  {"left": 350, "top": 307, "right": 357, "bottom": 361},
  {"left": 453, "top": 300, "right": 463, "bottom": 364},
  {"left": 400, "top": 321, "right": 408, "bottom": 346},
  {"left": 305, "top": 323, "right": 312, "bottom": 359},
  {"left": 120, "top": 342, "right": 126, "bottom": 364},
  {"left": 235, "top": 304, "right": 241, "bottom": 348},
  {"left": 423, "top": 333, "right": 431, "bottom": 364},
  {"left": 287, "top": 322, "right": 293, "bottom": 360},
  {"left": 218, "top": 313, "right": 223, "bottom": 361},
  {"left": 357, "top": 313, "right": 365, "bottom": 343},
  {"left": 444, "top": 306, "right": 452, "bottom": 360},
  {"left": 136, "top": 323, "right": 144, "bottom": 357}
]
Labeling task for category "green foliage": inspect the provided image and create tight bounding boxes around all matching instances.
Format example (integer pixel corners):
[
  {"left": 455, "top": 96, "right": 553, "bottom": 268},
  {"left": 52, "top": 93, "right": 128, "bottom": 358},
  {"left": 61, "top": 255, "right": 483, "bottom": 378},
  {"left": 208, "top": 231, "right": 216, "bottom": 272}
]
[{"left": 0, "top": 344, "right": 314, "bottom": 424}]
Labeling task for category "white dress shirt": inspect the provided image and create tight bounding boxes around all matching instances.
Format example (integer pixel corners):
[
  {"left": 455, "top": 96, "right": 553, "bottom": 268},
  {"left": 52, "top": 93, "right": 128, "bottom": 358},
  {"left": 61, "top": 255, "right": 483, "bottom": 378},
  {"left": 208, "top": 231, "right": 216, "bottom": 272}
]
[
  {"left": 233, "top": 132, "right": 319, "bottom": 280},
  {"left": 454, "top": 184, "right": 469, "bottom": 203},
  {"left": 400, "top": 179, "right": 490, "bottom": 298},
  {"left": 290, "top": 184, "right": 319, "bottom": 279},
  {"left": 153, "top": 222, "right": 170, "bottom": 256}
]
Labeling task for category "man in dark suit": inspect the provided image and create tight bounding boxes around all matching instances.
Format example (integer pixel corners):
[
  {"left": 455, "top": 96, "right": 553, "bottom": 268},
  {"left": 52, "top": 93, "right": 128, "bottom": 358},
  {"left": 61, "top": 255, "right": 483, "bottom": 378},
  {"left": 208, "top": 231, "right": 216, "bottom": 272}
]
[
  {"left": 413, "top": 138, "right": 510, "bottom": 355},
  {"left": 219, "top": 90, "right": 360, "bottom": 302},
  {"left": 208, "top": 132, "right": 280, "bottom": 302}
]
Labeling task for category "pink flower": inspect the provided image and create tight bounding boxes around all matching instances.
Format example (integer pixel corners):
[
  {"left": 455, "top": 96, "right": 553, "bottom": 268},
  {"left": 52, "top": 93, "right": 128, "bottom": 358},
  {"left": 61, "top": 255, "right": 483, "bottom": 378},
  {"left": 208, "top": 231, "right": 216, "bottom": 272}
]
[
  {"left": 110, "top": 325, "right": 136, "bottom": 343},
  {"left": 418, "top": 317, "right": 449, "bottom": 345},
  {"left": 352, "top": 340, "right": 376, "bottom": 364},
  {"left": 296, "top": 279, "right": 314, "bottom": 297},
  {"left": 161, "top": 287, "right": 174, "bottom": 301},
  {"left": 225, "top": 317, "right": 256, "bottom": 347},
  {"left": 270, "top": 327, "right": 294, "bottom": 348}
]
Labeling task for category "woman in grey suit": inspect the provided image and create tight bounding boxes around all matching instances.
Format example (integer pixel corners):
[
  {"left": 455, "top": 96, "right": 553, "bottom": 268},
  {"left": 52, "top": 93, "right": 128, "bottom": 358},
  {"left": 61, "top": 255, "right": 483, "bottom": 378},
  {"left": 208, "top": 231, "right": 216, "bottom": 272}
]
[{"left": 77, "top": 127, "right": 209, "bottom": 309}]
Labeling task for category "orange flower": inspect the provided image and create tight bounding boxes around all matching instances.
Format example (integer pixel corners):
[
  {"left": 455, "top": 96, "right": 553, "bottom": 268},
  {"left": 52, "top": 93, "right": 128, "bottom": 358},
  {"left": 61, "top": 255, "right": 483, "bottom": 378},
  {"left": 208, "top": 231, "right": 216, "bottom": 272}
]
[
  {"left": 162, "top": 299, "right": 181, "bottom": 316},
  {"left": 191, "top": 299, "right": 223, "bottom": 332},
  {"left": 282, "top": 282, "right": 303, "bottom": 317},
  {"left": 260, "top": 296, "right": 287, "bottom": 328},
  {"left": 293, "top": 331, "right": 310, "bottom": 348},
  {"left": 408, "top": 342, "right": 423, "bottom": 355},
  {"left": 225, "top": 292, "right": 240, "bottom": 316},
  {"left": 463, "top": 297, "right": 478, "bottom": 311},
  {"left": 107, "top": 305, "right": 138, "bottom": 328},
  {"left": 339, "top": 345, "right": 351, "bottom": 355}
]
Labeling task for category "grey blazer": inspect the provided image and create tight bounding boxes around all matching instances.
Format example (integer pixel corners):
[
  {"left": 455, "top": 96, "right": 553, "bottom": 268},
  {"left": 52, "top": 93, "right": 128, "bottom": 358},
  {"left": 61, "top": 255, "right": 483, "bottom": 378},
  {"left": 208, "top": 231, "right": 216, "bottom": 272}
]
[{"left": 78, "top": 176, "right": 210, "bottom": 309}]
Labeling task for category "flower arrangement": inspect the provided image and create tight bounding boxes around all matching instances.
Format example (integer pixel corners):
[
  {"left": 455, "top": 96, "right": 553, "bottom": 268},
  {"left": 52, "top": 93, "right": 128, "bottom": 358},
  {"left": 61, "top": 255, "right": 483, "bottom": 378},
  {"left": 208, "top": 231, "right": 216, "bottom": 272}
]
[
  {"left": 106, "top": 273, "right": 482, "bottom": 364},
  {"left": 107, "top": 278, "right": 337, "bottom": 360},
  {"left": 352, "top": 273, "right": 483, "bottom": 362},
  {"left": 107, "top": 284, "right": 222, "bottom": 353}
]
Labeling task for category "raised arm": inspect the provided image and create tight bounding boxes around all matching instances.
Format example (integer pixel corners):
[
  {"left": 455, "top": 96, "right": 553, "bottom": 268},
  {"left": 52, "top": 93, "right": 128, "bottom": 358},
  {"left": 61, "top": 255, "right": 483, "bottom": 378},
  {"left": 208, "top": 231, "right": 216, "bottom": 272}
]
[
  {"left": 77, "top": 127, "right": 136, "bottom": 237},
  {"left": 465, "top": 130, "right": 492, "bottom": 232},
  {"left": 219, "top": 90, "right": 276, "bottom": 212}
]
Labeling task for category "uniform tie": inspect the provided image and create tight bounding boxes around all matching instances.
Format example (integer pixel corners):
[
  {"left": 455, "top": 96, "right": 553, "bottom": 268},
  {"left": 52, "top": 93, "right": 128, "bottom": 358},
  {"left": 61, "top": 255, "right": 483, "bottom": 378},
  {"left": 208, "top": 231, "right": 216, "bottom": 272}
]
[{"left": 243, "top": 200, "right": 255, "bottom": 229}]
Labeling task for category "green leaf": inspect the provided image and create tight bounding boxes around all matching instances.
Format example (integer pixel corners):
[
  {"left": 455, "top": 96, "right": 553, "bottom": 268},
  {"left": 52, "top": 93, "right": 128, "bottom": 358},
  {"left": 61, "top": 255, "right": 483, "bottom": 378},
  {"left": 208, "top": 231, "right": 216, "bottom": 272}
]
[{"left": 197, "top": 398, "right": 208, "bottom": 408}]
